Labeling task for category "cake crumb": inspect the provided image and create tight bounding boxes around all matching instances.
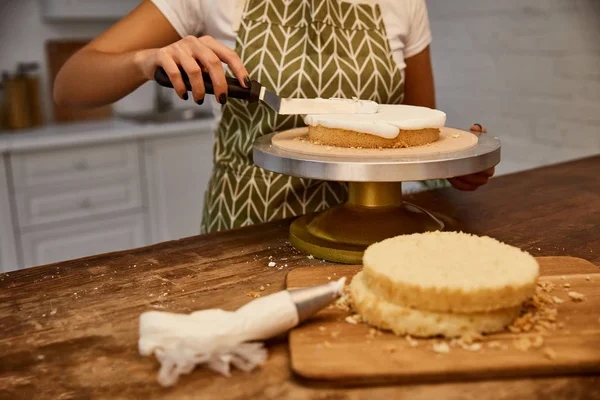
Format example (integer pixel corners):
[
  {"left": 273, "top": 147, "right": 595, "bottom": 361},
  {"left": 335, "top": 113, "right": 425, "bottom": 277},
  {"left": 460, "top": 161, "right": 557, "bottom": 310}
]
[
  {"left": 268, "top": 261, "right": 276, "bottom": 267},
  {"left": 487, "top": 341, "right": 508, "bottom": 350},
  {"left": 568, "top": 291, "right": 585, "bottom": 302},
  {"left": 585, "top": 275, "right": 591, "bottom": 281},
  {"left": 259, "top": 285, "right": 265, "bottom": 291},
  {"left": 531, "top": 335, "right": 544, "bottom": 349},
  {"left": 319, "top": 326, "right": 326, "bottom": 332},
  {"left": 323, "top": 341, "right": 332, "bottom": 348},
  {"left": 562, "top": 283, "right": 571, "bottom": 288},
  {"left": 405, "top": 335, "right": 418, "bottom": 348},
  {"left": 560, "top": 276, "right": 566, "bottom": 280},
  {"left": 513, "top": 337, "right": 532, "bottom": 352},
  {"left": 330, "top": 331, "right": 340, "bottom": 338},
  {"left": 459, "top": 331, "right": 483, "bottom": 345},
  {"left": 432, "top": 342, "right": 450, "bottom": 354},
  {"left": 327, "top": 276, "right": 332, "bottom": 281},
  {"left": 552, "top": 296, "right": 564, "bottom": 304},
  {"left": 345, "top": 314, "right": 362, "bottom": 325},
  {"left": 246, "top": 291, "right": 261, "bottom": 298},
  {"left": 307, "top": 255, "right": 314, "bottom": 260},
  {"left": 539, "top": 281, "right": 556, "bottom": 293},
  {"left": 385, "top": 345, "right": 397, "bottom": 353},
  {"left": 266, "top": 283, "right": 270, "bottom": 287},
  {"left": 543, "top": 347, "right": 557, "bottom": 360}
]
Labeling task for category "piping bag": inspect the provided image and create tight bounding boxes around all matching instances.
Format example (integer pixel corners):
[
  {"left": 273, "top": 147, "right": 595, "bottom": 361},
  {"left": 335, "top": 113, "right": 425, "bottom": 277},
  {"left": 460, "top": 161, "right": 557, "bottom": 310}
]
[{"left": 139, "top": 277, "right": 346, "bottom": 387}]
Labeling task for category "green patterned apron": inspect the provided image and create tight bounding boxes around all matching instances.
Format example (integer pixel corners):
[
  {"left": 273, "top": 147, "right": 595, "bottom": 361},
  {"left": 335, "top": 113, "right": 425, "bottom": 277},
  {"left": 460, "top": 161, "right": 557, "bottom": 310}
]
[{"left": 201, "top": 0, "right": 404, "bottom": 233}]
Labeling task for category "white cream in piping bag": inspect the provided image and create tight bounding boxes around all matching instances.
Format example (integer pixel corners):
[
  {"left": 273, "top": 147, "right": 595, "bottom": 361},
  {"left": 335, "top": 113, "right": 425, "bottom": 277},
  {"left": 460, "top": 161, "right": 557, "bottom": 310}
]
[
  {"left": 139, "top": 277, "right": 346, "bottom": 387},
  {"left": 304, "top": 103, "right": 447, "bottom": 139}
]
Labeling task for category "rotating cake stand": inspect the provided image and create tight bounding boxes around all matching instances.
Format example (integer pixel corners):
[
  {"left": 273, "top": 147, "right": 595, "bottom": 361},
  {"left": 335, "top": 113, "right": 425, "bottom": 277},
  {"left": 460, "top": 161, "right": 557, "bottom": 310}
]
[{"left": 253, "top": 127, "right": 501, "bottom": 264}]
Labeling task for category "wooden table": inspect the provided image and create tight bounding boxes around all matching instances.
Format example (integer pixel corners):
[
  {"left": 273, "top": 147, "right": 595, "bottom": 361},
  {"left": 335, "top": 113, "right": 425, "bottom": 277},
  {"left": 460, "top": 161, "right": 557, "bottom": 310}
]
[{"left": 1, "top": 156, "right": 599, "bottom": 400}]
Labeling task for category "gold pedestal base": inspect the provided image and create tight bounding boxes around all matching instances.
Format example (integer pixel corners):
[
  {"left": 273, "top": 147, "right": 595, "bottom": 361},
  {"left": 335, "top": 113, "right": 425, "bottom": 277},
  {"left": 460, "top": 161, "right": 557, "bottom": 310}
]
[{"left": 290, "top": 182, "right": 455, "bottom": 264}]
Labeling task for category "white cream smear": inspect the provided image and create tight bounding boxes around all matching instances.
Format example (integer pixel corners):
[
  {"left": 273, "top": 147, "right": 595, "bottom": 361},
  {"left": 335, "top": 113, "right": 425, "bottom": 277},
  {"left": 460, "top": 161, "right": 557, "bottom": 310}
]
[
  {"left": 304, "top": 104, "right": 447, "bottom": 139},
  {"left": 282, "top": 96, "right": 379, "bottom": 115}
]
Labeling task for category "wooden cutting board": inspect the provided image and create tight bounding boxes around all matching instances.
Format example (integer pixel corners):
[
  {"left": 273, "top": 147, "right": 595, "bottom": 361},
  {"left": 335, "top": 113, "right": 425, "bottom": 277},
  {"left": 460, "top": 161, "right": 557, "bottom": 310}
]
[{"left": 287, "top": 257, "right": 600, "bottom": 385}]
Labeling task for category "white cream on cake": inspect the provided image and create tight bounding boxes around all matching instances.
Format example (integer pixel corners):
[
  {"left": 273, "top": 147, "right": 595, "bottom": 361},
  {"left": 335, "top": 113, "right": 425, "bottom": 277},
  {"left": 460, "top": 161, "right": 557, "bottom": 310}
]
[{"left": 304, "top": 104, "right": 447, "bottom": 139}]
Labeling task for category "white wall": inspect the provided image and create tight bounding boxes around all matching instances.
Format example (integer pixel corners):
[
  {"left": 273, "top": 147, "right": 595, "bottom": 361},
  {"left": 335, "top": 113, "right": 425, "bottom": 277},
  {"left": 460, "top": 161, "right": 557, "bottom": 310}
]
[
  {"left": 0, "top": 0, "right": 194, "bottom": 124},
  {"left": 0, "top": 1, "right": 112, "bottom": 124},
  {"left": 426, "top": 0, "right": 600, "bottom": 175}
]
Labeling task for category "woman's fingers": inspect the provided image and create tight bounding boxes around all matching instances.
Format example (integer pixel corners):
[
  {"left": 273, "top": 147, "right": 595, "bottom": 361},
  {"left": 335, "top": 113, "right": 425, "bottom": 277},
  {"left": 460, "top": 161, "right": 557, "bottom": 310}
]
[
  {"left": 448, "top": 177, "right": 479, "bottom": 191},
  {"left": 480, "top": 167, "right": 495, "bottom": 177},
  {"left": 176, "top": 48, "right": 206, "bottom": 104},
  {"left": 157, "top": 51, "right": 188, "bottom": 100},
  {"left": 198, "top": 35, "right": 250, "bottom": 88},
  {"left": 470, "top": 123, "right": 488, "bottom": 133},
  {"left": 151, "top": 35, "right": 249, "bottom": 105},
  {"left": 455, "top": 173, "right": 490, "bottom": 186}
]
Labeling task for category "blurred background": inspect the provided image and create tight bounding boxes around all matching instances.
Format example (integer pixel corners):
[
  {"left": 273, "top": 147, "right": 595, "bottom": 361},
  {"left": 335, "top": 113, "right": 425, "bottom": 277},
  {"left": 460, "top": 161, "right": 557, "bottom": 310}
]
[{"left": 0, "top": 0, "right": 599, "bottom": 272}]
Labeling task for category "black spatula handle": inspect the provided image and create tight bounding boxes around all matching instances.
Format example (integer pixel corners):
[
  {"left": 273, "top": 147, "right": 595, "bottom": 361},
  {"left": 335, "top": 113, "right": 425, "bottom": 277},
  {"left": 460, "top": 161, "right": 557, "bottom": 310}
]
[{"left": 154, "top": 67, "right": 261, "bottom": 103}]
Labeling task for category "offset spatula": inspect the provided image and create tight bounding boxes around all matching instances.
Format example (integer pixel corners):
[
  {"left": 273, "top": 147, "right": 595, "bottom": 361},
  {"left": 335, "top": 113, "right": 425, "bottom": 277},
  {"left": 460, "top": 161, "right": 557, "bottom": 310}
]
[{"left": 154, "top": 67, "right": 376, "bottom": 115}]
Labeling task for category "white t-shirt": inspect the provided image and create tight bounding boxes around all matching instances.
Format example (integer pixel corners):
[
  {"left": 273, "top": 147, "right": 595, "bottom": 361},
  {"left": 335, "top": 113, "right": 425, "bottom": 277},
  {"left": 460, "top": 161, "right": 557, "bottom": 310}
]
[{"left": 150, "top": 0, "right": 432, "bottom": 73}]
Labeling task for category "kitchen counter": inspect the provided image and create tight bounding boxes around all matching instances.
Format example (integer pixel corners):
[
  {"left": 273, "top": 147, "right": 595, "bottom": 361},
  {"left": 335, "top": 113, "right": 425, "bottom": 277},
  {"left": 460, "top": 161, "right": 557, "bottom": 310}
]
[
  {"left": 1, "top": 156, "right": 599, "bottom": 399},
  {"left": 0, "top": 116, "right": 215, "bottom": 154}
]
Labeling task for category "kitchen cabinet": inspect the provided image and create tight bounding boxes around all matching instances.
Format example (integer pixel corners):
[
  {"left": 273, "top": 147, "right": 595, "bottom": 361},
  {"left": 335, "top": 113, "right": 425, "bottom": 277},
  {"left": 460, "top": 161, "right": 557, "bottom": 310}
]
[
  {"left": 20, "top": 213, "right": 147, "bottom": 267},
  {"left": 0, "top": 159, "right": 19, "bottom": 273},
  {"left": 0, "top": 118, "right": 215, "bottom": 272},
  {"left": 143, "top": 132, "right": 214, "bottom": 244}
]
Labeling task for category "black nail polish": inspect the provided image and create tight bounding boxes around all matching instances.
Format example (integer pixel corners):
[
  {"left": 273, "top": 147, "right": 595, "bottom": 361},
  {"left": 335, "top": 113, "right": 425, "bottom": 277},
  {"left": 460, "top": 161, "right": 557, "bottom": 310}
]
[
  {"left": 219, "top": 93, "right": 227, "bottom": 105},
  {"left": 182, "top": 92, "right": 189, "bottom": 101},
  {"left": 244, "top": 76, "right": 251, "bottom": 87},
  {"left": 196, "top": 97, "right": 204, "bottom": 105}
]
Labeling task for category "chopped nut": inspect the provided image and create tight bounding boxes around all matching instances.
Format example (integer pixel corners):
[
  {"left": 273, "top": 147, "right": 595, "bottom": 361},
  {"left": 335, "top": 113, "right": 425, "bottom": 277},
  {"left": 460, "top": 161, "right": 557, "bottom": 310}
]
[
  {"left": 432, "top": 342, "right": 451, "bottom": 354},
  {"left": 246, "top": 291, "right": 261, "bottom": 298},
  {"left": 552, "top": 296, "right": 564, "bottom": 304},
  {"left": 405, "top": 335, "right": 418, "bottom": 348},
  {"left": 568, "top": 291, "right": 585, "bottom": 302},
  {"left": 259, "top": 285, "right": 265, "bottom": 291},
  {"left": 543, "top": 347, "right": 557, "bottom": 360},
  {"left": 562, "top": 283, "right": 571, "bottom": 288},
  {"left": 345, "top": 314, "right": 362, "bottom": 325},
  {"left": 307, "top": 254, "right": 315, "bottom": 260},
  {"left": 268, "top": 261, "right": 276, "bottom": 267}
]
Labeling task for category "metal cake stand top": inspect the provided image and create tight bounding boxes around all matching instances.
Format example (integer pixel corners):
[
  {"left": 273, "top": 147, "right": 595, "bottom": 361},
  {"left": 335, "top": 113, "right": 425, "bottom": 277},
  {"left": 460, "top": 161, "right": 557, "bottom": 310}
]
[{"left": 253, "top": 130, "right": 501, "bottom": 182}]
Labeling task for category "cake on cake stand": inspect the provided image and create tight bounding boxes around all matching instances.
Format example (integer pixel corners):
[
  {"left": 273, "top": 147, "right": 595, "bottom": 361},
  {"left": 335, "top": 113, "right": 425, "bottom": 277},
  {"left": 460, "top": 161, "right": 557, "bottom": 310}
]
[{"left": 253, "top": 127, "right": 501, "bottom": 264}]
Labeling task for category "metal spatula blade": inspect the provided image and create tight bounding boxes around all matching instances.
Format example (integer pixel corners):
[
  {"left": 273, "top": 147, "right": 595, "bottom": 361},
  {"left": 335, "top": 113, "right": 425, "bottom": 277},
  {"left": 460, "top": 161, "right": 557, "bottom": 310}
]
[{"left": 154, "top": 67, "right": 376, "bottom": 115}]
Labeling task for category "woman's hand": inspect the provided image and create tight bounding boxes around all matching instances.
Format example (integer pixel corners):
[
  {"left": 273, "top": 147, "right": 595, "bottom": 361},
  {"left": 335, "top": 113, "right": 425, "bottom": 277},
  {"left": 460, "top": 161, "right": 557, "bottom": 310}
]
[
  {"left": 134, "top": 35, "right": 250, "bottom": 104},
  {"left": 448, "top": 124, "right": 496, "bottom": 191}
]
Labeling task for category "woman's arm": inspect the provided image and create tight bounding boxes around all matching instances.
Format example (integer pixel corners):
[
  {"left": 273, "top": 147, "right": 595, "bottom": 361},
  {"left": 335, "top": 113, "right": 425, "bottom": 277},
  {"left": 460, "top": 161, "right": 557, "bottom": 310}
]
[
  {"left": 402, "top": 46, "right": 435, "bottom": 109},
  {"left": 54, "top": 0, "right": 249, "bottom": 108},
  {"left": 403, "top": 46, "right": 495, "bottom": 190}
]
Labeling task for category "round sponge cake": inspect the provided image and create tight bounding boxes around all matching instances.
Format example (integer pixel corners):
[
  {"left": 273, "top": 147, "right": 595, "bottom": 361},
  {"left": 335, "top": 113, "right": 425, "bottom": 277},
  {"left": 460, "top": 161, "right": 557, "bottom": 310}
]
[
  {"left": 362, "top": 231, "right": 539, "bottom": 313},
  {"left": 304, "top": 104, "right": 446, "bottom": 149},
  {"left": 350, "top": 271, "right": 521, "bottom": 338}
]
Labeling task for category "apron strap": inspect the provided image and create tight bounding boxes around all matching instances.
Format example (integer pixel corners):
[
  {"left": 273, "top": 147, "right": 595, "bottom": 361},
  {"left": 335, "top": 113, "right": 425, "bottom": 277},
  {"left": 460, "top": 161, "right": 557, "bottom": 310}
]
[{"left": 232, "top": 0, "right": 248, "bottom": 33}]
